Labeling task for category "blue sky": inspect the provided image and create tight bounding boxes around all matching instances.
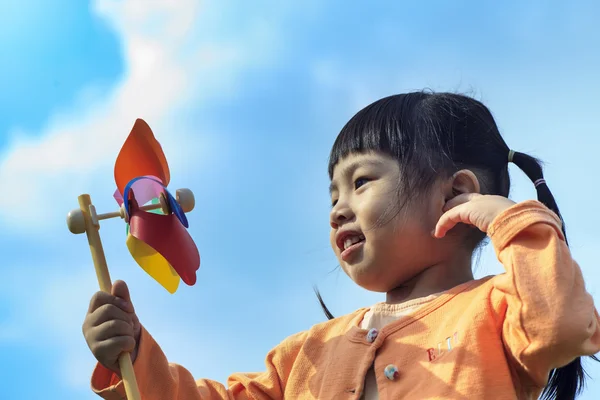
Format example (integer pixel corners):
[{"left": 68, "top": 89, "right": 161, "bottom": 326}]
[{"left": 0, "top": 0, "right": 599, "bottom": 399}]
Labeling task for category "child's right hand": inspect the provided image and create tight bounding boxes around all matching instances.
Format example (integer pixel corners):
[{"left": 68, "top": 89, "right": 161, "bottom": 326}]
[{"left": 82, "top": 280, "right": 141, "bottom": 375}]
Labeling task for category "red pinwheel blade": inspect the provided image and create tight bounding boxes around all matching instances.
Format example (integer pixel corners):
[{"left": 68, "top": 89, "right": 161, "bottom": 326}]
[{"left": 128, "top": 204, "right": 200, "bottom": 286}]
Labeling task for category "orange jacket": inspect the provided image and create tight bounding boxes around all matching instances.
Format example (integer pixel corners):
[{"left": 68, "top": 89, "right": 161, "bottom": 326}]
[{"left": 91, "top": 201, "right": 600, "bottom": 399}]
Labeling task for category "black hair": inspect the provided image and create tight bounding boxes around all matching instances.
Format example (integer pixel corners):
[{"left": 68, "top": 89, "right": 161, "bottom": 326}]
[{"left": 317, "top": 91, "right": 597, "bottom": 400}]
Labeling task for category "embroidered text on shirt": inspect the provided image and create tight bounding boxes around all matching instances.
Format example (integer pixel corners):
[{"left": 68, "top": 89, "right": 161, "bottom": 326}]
[{"left": 426, "top": 331, "right": 459, "bottom": 362}]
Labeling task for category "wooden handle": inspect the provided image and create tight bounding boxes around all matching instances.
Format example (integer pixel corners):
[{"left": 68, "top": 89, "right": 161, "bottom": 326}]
[
  {"left": 78, "top": 194, "right": 142, "bottom": 400},
  {"left": 119, "top": 355, "right": 140, "bottom": 399},
  {"left": 67, "top": 188, "right": 196, "bottom": 235}
]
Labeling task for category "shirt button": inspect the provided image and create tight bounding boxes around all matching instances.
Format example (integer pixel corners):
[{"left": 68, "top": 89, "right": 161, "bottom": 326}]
[
  {"left": 366, "top": 328, "right": 379, "bottom": 343},
  {"left": 384, "top": 364, "right": 400, "bottom": 381}
]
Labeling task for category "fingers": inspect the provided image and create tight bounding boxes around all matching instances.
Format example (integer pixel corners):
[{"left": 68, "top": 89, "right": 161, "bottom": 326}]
[
  {"left": 85, "top": 287, "right": 137, "bottom": 334},
  {"left": 93, "top": 335, "right": 137, "bottom": 358},
  {"left": 89, "top": 303, "right": 135, "bottom": 327},
  {"left": 83, "top": 282, "right": 140, "bottom": 373},
  {"left": 130, "top": 311, "right": 142, "bottom": 339},
  {"left": 88, "top": 290, "right": 134, "bottom": 314},
  {"left": 435, "top": 193, "right": 483, "bottom": 238},
  {"left": 434, "top": 206, "right": 466, "bottom": 238},
  {"left": 83, "top": 302, "right": 138, "bottom": 366},
  {"left": 93, "top": 319, "right": 135, "bottom": 341},
  {"left": 111, "top": 280, "right": 134, "bottom": 309},
  {"left": 442, "top": 193, "right": 481, "bottom": 212}
]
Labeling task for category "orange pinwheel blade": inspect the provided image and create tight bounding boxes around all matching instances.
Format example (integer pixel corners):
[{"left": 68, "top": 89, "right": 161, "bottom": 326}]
[{"left": 114, "top": 119, "right": 170, "bottom": 196}]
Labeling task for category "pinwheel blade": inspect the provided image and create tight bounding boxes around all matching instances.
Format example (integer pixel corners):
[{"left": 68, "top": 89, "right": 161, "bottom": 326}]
[
  {"left": 126, "top": 235, "right": 181, "bottom": 294},
  {"left": 129, "top": 204, "right": 200, "bottom": 288},
  {"left": 117, "top": 175, "right": 165, "bottom": 208},
  {"left": 114, "top": 119, "right": 170, "bottom": 196}
]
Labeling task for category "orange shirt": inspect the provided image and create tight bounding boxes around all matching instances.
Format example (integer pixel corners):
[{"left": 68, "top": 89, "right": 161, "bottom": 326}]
[
  {"left": 359, "top": 295, "right": 441, "bottom": 399},
  {"left": 91, "top": 201, "right": 600, "bottom": 399}
]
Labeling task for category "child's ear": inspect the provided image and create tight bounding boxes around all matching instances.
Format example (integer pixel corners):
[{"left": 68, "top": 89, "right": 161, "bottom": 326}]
[{"left": 445, "top": 169, "right": 481, "bottom": 201}]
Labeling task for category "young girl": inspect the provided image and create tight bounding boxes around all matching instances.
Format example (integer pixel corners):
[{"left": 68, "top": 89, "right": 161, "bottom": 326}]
[{"left": 83, "top": 92, "right": 600, "bottom": 399}]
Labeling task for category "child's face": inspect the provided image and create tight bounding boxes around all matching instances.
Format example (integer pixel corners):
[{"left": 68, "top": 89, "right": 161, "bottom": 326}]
[{"left": 329, "top": 151, "right": 447, "bottom": 293}]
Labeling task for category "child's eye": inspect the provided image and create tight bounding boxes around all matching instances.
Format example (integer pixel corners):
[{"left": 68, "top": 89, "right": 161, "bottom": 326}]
[
  {"left": 354, "top": 177, "right": 370, "bottom": 190},
  {"left": 331, "top": 199, "right": 338, "bottom": 208}
]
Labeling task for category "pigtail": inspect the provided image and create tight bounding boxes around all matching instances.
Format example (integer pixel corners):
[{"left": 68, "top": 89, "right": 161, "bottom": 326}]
[
  {"left": 510, "top": 151, "right": 566, "bottom": 242},
  {"left": 510, "top": 150, "right": 597, "bottom": 400},
  {"left": 313, "top": 286, "right": 335, "bottom": 320}
]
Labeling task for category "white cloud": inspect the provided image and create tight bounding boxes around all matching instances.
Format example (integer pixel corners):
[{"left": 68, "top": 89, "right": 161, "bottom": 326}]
[
  {"left": 0, "top": 0, "right": 281, "bottom": 232},
  {"left": 0, "top": 262, "right": 210, "bottom": 391},
  {"left": 0, "top": 0, "right": 297, "bottom": 392},
  {"left": 0, "top": 264, "right": 96, "bottom": 390}
]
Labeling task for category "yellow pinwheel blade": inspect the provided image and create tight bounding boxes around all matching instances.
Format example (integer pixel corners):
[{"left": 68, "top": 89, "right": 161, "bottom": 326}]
[{"left": 126, "top": 234, "right": 180, "bottom": 294}]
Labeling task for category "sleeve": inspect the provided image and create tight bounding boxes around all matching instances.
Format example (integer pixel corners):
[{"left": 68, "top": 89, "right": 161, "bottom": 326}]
[
  {"left": 488, "top": 200, "right": 600, "bottom": 387},
  {"left": 91, "top": 326, "right": 307, "bottom": 399}
]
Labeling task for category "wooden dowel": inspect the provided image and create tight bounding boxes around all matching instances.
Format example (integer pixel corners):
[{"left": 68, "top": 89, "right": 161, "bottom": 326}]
[
  {"left": 97, "top": 210, "right": 122, "bottom": 220},
  {"left": 97, "top": 202, "right": 163, "bottom": 221},
  {"left": 78, "top": 194, "right": 142, "bottom": 400}
]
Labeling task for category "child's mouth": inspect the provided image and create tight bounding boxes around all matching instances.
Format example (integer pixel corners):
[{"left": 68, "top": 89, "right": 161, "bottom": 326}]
[{"left": 341, "top": 237, "right": 365, "bottom": 261}]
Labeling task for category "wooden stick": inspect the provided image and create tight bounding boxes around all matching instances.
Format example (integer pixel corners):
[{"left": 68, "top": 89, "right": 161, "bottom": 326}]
[
  {"left": 97, "top": 202, "right": 164, "bottom": 221},
  {"left": 78, "top": 194, "right": 142, "bottom": 400}
]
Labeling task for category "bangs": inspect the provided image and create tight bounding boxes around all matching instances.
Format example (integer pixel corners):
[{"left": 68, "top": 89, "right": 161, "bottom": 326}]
[{"left": 328, "top": 92, "right": 440, "bottom": 182}]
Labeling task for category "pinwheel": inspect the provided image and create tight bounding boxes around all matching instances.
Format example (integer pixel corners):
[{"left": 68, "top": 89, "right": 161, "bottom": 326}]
[{"left": 66, "top": 119, "right": 200, "bottom": 400}]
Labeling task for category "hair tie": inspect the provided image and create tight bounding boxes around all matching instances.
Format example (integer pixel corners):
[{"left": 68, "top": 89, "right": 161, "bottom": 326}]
[
  {"left": 534, "top": 178, "right": 546, "bottom": 188},
  {"left": 508, "top": 150, "right": 515, "bottom": 163}
]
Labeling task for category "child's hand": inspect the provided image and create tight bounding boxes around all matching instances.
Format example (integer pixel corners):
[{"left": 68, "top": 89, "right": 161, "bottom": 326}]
[
  {"left": 434, "top": 193, "right": 516, "bottom": 238},
  {"left": 82, "top": 280, "right": 141, "bottom": 375}
]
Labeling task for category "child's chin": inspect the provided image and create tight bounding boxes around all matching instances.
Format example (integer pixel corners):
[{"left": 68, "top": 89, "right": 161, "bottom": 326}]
[{"left": 348, "top": 266, "right": 389, "bottom": 293}]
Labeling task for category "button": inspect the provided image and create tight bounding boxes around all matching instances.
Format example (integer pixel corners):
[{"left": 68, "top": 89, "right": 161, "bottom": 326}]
[
  {"left": 366, "top": 328, "right": 378, "bottom": 343},
  {"left": 384, "top": 364, "right": 399, "bottom": 381}
]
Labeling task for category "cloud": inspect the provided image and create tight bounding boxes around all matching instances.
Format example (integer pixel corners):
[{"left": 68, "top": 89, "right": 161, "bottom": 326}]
[
  {"left": 0, "top": 263, "right": 97, "bottom": 389},
  {"left": 0, "top": 0, "right": 281, "bottom": 232},
  {"left": 0, "top": 261, "right": 211, "bottom": 391},
  {"left": 0, "top": 0, "right": 297, "bottom": 392}
]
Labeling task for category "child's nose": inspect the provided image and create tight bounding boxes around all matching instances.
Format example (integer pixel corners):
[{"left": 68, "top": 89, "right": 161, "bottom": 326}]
[{"left": 330, "top": 203, "right": 353, "bottom": 228}]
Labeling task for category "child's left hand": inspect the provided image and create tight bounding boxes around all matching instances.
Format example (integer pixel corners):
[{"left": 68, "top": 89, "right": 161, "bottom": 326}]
[{"left": 434, "top": 193, "right": 516, "bottom": 238}]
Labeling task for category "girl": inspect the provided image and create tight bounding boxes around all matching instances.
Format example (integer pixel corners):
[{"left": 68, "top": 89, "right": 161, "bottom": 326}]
[{"left": 83, "top": 92, "right": 600, "bottom": 399}]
